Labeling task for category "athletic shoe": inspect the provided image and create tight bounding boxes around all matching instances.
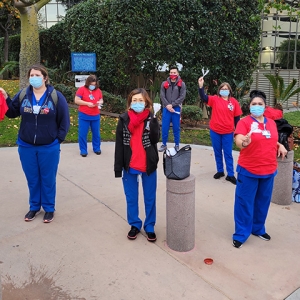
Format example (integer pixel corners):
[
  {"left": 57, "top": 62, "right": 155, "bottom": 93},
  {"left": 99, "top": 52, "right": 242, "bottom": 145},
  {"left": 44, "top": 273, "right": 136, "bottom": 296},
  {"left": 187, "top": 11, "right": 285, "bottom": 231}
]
[
  {"left": 175, "top": 145, "right": 179, "bottom": 152},
  {"left": 232, "top": 240, "right": 243, "bottom": 248},
  {"left": 213, "top": 172, "right": 225, "bottom": 179},
  {"left": 81, "top": 154, "right": 87, "bottom": 157},
  {"left": 43, "top": 212, "right": 54, "bottom": 223},
  {"left": 95, "top": 151, "right": 101, "bottom": 155},
  {"left": 226, "top": 175, "right": 237, "bottom": 185},
  {"left": 24, "top": 210, "right": 40, "bottom": 222},
  {"left": 146, "top": 232, "right": 157, "bottom": 242},
  {"left": 127, "top": 226, "right": 140, "bottom": 240},
  {"left": 253, "top": 233, "right": 271, "bottom": 241},
  {"left": 158, "top": 144, "right": 167, "bottom": 152}
]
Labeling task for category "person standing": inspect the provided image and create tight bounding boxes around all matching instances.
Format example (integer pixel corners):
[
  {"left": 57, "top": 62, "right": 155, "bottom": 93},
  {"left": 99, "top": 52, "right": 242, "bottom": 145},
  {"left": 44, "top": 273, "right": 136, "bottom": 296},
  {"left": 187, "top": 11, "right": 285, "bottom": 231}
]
[
  {"left": 232, "top": 90, "right": 287, "bottom": 248},
  {"left": 0, "top": 64, "right": 70, "bottom": 223},
  {"left": 198, "top": 76, "right": 242, "bottom": 184},
  {"left": 114, "top": 88, "right": 160, "bottom": 242},
  {"left": 158, "top": 66, "right": 186, "bottom": 152},
  {"left": 74, "top": 75, "right": 103, "bottom": 157}
]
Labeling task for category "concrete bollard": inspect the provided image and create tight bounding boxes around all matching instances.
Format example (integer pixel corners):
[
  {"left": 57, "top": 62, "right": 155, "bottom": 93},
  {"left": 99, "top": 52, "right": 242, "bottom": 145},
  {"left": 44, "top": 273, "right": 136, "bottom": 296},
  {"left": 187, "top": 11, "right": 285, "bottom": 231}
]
[
  {"left": 166, "top": 174, "right": 195, "bottom": 252},
  {"left": 272, "top": 150, "right": 294, "bottom": 205}
]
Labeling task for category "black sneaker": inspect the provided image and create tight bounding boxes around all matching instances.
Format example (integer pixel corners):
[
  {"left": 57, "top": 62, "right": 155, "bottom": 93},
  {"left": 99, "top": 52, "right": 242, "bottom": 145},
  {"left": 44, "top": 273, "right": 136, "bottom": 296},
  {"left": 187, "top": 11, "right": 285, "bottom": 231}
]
[
  {"left": 253, "top": 233, "right": 271, "bottom": 241},
  {"left": 81, "top": 154, "right": 87, "bottom": 157},
  {"left": 213, "top": 172, "right": 225, "bottom": 179},
  {"left": 175, "top": 145, "right": 179, "bottom": 152},
  {"left": 226, "top": 175, "right": 237, "bottom": 185},
  {"left": 146, "top": 232, "right": 157, "bottom": 242},
  {"left": 127, "top": 226, "right": 140, "bottom": 240},
  {"left": 158, "top": 144, "right": 167, "bottom": 152},
  {"left": 232, "top": 240, "right": 243, "bottom": 248},
  {"left": 43, "top": 212, "right": 54, "bottom": 223},
  {"left": 24, "top": 210, "right": 40, "bottom": 222},
  {"left": 95, "top": 151, "right": 101, "bottom": 155}
]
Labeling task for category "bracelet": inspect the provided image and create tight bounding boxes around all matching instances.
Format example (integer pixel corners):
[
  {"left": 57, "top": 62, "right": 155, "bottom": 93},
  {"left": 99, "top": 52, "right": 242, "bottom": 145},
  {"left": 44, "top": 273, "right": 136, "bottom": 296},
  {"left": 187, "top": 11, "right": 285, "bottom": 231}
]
[{"left": 242, "top": 141, "right": 248, "bottom": 148}]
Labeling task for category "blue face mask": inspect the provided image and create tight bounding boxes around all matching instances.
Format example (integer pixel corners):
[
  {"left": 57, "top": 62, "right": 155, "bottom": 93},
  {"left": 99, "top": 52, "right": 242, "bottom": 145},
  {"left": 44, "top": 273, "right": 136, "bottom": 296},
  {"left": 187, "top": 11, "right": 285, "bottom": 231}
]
[
  {"left": 131, "top": 102, "right": 145, "bottom": 113},
  {"left": 29, "top": 76, "right": 43, "bottom": 88},
  {"left": 250, "top": 105, "right": 265, "bottom": 117},
  {"left": 219, "top": 90, "right": 230, "bottom": 97},
  {"left": 89, "top": 85, "right": 96, "bottom": 91}
]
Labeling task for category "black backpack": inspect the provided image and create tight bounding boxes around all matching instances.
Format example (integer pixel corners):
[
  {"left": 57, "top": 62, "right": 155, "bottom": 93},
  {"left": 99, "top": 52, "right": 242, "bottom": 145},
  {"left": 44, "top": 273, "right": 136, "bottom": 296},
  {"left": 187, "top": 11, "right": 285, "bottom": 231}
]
[{"left": 275, "top": 119, "right": 293, "bottom": 151}]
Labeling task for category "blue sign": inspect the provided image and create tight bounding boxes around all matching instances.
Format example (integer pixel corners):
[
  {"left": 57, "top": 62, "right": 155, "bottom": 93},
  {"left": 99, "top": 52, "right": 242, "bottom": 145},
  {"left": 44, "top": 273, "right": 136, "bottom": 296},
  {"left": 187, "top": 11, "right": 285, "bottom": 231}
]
[{"left": 71, "top": 53, "right": 96, "bottom": 72}]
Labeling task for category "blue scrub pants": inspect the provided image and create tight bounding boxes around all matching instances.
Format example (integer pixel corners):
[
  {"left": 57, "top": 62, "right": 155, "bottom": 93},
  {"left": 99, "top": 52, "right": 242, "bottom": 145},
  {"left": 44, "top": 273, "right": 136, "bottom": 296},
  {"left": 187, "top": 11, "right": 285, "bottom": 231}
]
[
  {"left": 18, "top": 143, "right": 60, "bottom": 212},
  {"left": 122, "top": 170, "right": 157, "bottom": 233},
  {"left": 210, "top": 129, "right": 234, "bottom": 176},
  {"left": 78, "top": 116, "right": 101, "bottom": 155},
  {"left": 162, "top": 106, "right": 181, "bottom": 146},
  {"left": 233, "top": 173, "right": 275, "bottom": 243}
]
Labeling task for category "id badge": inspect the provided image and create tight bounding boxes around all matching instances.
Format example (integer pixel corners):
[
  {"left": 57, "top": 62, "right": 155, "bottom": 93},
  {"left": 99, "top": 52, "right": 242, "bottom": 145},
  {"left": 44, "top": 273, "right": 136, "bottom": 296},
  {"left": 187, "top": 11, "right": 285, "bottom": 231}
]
[
  {"left": 262, "top": 130, "right": 271, "bottom": 138},
  {"left": 33, "top": 105, "right": 41, "bottom": 115}
]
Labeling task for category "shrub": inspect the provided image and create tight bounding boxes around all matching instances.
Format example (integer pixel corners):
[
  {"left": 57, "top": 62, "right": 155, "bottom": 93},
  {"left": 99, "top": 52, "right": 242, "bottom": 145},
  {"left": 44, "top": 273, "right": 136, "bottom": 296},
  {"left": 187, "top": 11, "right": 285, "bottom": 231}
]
[
  {"left": 181, "top": 105, "right": 203, "bottom": 126},
  {"left": 101, "top": 91, "right": 127, "bottom": 114},
  {"left": 53, "top": 83, "right": 77, "bottom": 103}
]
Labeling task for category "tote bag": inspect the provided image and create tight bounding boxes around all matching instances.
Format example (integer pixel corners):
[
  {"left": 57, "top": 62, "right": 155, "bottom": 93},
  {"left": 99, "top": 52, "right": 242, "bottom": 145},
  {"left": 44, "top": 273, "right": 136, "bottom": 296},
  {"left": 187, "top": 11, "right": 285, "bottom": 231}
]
[{"left": 163, "top": 145, "right": 191, "bottom": 180}]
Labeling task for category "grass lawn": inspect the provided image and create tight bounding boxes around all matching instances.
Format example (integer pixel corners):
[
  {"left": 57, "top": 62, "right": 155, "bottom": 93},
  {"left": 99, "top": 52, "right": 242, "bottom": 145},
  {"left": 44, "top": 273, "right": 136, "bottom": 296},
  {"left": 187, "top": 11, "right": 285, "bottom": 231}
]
[{"left": 0, "top": 79, "right": 299, "bottom": 161}]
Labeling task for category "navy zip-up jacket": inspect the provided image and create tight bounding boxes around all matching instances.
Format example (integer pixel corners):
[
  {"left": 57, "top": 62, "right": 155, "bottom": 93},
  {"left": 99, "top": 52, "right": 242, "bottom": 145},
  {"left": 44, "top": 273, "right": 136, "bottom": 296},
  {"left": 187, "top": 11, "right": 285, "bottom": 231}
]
[{"left": 5, "top": 85, "right": 70, "bottom": 145}]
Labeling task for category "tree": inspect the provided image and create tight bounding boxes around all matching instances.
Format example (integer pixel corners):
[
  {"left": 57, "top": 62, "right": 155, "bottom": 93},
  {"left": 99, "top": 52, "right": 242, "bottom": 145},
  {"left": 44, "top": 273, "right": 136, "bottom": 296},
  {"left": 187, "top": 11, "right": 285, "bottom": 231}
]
[
  {"left": 13, "top": 0, "right": 51, "bottom": 88},
  {"left": 264, "top": 73, "right": 300, "bottom": 108},
  {"left": 59, "top": 0, "right": 86, "bottom": 9},
  {"left": 64, "top": 0, "right": 261, "bottom": 101},
  {"left": 0, "top": 0, "right": 20, "bottom": 63},
  {"left": 277, "top": 39, "right": 300, "bottom": 69}
]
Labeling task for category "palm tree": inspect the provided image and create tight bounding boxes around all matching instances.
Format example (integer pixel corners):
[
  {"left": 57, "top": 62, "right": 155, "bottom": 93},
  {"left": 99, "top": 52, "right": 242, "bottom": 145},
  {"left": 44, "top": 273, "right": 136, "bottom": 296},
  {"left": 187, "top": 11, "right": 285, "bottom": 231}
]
[{"left": 264, "top": 74, "right": 300, "bottom": 109}]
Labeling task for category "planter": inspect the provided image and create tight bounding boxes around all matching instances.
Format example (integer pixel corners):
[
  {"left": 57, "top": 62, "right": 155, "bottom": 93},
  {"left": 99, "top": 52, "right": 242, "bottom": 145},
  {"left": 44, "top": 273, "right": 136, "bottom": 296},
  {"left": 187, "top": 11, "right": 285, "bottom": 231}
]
[{"left": 271, "top": 150, "right": 294, "bottom": 205}]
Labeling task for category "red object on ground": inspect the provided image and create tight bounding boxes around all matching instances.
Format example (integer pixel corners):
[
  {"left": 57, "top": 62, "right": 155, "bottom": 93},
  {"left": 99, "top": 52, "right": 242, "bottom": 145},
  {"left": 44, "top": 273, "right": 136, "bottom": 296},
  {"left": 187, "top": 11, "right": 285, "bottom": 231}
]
[
  {"left": 264, "top": 106, "right": 283, "bottom": 120},
  {"left": 0, "top": 92, "right": 8, "bottom": 121},
  {"left": 204, "top": 258, "right": 214, "bottom": 265}
]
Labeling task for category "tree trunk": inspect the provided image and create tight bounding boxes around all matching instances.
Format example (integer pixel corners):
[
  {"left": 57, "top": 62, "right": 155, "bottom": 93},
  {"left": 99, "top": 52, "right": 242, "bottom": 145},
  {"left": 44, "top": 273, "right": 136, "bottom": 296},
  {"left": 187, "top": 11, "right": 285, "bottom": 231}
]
[
  {"left": 3, "top": 29, "right": 9, "bottom": 62},
  {"left": 18, "top": 6, "right": 41, "bottom": 89}
]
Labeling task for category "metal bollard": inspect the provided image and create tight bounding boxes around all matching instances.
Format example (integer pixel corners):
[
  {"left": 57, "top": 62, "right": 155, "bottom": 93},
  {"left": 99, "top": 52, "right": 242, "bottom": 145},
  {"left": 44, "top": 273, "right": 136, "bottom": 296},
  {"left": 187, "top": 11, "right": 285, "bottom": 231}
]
[
  {"left": 272, "top": 150, "right": 294, "bottom": 205},
  {"left": 166, "top": 174, "right": 195, "bottom": 252}
]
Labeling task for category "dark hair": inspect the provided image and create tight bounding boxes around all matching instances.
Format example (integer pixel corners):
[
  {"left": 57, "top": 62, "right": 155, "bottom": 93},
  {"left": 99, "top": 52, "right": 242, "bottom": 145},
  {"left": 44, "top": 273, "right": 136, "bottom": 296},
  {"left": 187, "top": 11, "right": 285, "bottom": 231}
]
[
  {"left": 27, "top": 64, "right": 49, "bottom": 85},
  {"left": 249, "top": 90, "right": 266, "bottom": 104},
  {"left": 169, "top": 66, "right": 179, "bottom": 72},
  {"left": 217, "top": 82, "right": 233, "bottom": 97},
  {"left": 127, "top": 88, "right": 153, "bottom": 111},
  {"left": 84, "top": 75, "right": 99, "bottom": 89}
]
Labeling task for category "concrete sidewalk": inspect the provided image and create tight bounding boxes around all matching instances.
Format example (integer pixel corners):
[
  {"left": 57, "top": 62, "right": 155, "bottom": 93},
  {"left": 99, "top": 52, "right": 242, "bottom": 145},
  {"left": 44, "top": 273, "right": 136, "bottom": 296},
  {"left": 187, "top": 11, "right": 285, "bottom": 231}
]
[{"left": 0, "top": 142, "right": 300, "bottom": 300}]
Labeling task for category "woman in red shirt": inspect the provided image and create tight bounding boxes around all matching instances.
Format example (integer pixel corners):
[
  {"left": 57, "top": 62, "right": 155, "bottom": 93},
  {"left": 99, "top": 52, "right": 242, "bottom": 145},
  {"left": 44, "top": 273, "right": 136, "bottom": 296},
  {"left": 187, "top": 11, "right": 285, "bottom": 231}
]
[
  {"left": 75, "top": 75, "right": 103, "bottom": 157},
  {"left": 198, "top": 76, "right": 242, "bottom": 184},
  {"left": 232, "top": 90, "right": 287, "bottom": 248}
]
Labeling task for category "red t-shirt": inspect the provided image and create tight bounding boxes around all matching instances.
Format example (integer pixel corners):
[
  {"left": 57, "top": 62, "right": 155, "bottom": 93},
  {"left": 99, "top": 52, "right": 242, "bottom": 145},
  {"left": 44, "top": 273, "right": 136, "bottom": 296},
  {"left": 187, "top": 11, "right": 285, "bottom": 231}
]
[
  {"left": 76, "top": 86, "right": 103, "bottom": 116},
  {"left": 129, "top": 121, "right": 146, "bottom": 172},
  {"left": 235, "top": 115, "right": 278, "bottom": 175},
  {"left": 208, "top": 95, "right": 242, "bottom": 134}
]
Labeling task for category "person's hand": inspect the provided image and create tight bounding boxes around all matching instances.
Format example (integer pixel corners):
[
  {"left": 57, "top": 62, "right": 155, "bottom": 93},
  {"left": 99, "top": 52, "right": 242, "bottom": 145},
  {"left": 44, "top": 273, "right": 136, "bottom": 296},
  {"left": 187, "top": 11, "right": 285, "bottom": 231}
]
[
  {"left": 0, "top": 88, "right": 8, "bottom": 99},
  {"left": 166, "top": 104, "right": 175, "bottom": 113},
  {"left": 87, "top": 102, "right": 96, "bottom": 107},
  {"left": 241, "top": 134, "right": 251, "bottom": 148},
  {"left": 153, "top": 103, "right": 161, "bottom": 116},
  {"left": 277, "top": 143, "right": 288, "bottom": 160},
  {"left": 198, "top": 77, "right": 204, "bottom": 88}
]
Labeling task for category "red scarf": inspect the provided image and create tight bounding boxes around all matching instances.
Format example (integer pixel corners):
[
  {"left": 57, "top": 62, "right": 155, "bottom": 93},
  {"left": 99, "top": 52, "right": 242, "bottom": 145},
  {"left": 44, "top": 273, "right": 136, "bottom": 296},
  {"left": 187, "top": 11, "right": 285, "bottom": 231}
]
[{"left": 128, "top": 109, "right": 149, "bottom": 133}]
